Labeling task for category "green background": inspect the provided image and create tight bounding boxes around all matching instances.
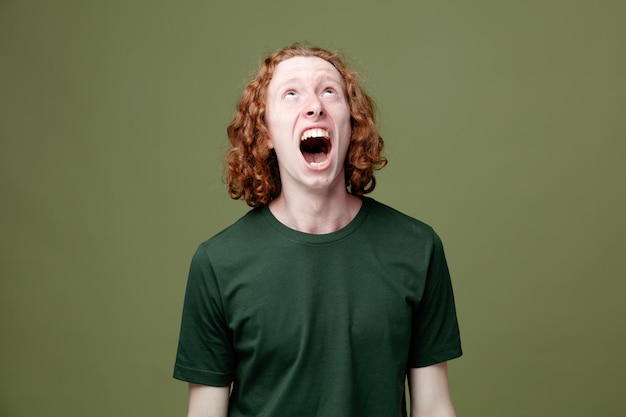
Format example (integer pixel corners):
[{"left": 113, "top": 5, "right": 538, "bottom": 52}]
[{"left": 1, "top": 0, "right": 624, "bottom": 416}]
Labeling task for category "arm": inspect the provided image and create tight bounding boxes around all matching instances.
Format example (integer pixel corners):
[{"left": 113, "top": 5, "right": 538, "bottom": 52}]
[
  {"left": 187, "top": 383, "right": 230, "bottom": 417},
  {"left": 408, "top": 362, "right": 456, "bottom": 417}
]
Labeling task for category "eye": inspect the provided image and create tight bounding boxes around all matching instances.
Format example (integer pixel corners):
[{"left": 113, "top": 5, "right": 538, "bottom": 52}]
[
  {"left": 322, "top": 88, "right": 336, "bottom": 96},
  {"left": 283, "top": 90, "right": 298, "bottom": 99}
]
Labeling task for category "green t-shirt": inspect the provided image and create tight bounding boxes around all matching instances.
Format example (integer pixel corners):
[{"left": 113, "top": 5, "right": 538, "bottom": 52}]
[{"left": 174, "top": 197, "right": 462, "bottom": 416}]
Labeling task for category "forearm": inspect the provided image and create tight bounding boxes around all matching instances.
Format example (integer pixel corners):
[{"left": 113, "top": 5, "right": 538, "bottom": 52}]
[{"left": 410, "top": 402, "right": 457, "bottom": 417}]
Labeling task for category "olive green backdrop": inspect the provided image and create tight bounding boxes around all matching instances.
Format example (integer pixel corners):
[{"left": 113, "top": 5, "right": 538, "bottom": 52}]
[{"left": 1, "top": 0, "right": 624, "bottom": 416}]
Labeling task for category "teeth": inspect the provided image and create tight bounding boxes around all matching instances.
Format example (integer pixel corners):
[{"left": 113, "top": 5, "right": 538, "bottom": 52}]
[
  {"left": 301, "top": 128, "right": 329, "bottom": 141},
  {"left": 309, "top": 159, "right": 329, "bottom": 168}
]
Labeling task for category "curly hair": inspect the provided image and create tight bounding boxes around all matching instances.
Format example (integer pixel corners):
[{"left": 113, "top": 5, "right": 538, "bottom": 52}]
[{"left": 226, "top": 43, "right": 387, "bottom": 207}]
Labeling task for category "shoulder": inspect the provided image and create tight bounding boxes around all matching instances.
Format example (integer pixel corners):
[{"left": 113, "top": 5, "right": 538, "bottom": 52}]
[
  {"left": 363, "top": 197, "right": 439, "bottom": 242},
  {"left": 194, "top": 206, "right": 269, "bottom": 260}
]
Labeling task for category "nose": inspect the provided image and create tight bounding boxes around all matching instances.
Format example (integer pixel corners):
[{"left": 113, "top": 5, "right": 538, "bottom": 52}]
[{"left": 304, "top": 96, "right": 324, "bottom": 117}]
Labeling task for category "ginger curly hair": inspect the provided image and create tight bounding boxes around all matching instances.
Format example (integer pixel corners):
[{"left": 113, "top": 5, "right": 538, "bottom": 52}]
[{"left": 226, "top": 43, "right": 387, "bottom": 207}]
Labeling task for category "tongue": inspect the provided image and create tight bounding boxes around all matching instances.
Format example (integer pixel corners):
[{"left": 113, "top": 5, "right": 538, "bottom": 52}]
[
  {"left": 303, "top": 151, "right": 328, "bottom": 164},
  {"left": 300, "top": 137, "right": 329, "bottom": 164}
]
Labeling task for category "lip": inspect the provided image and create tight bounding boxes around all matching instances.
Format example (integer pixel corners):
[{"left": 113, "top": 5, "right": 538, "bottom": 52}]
[
  {"left": 298, "top": 126, "right": 333, "bottom": 170},
  {"left": 299, "top": 126, "right": 332, "bottom": 142}
]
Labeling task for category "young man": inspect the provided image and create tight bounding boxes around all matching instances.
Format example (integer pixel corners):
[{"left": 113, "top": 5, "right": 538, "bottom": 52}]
[{"left": 174, "top": 44, "right": 462, "bottom": 417}]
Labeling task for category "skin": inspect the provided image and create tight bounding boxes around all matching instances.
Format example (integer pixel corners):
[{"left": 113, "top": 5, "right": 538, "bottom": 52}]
[
  {"left": 187, "top": 384, "right": 228, "bottom": 417},
  {"left": 185, "top": 56, "right": 457, "bottom": 417},
  {"left": 409, "top": 362, "right": 457, "bottom": 417},
  {"left": 264, "top": 56, "right": 361, "bottom": 234}
]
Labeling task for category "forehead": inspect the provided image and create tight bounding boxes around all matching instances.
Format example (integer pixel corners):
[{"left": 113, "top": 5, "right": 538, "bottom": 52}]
[{"left": 268, "top": 56, "right": 344, "bottom": 88}]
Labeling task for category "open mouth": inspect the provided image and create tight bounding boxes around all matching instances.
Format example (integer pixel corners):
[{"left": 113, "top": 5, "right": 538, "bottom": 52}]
[{"left": 300, "top": 128, "right": 331, "bottom": 167}]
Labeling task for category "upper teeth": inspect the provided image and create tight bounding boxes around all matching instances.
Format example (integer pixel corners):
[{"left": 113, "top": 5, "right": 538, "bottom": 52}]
[{"left": 301, "top": 128, "right": 329, "bottom": 141}]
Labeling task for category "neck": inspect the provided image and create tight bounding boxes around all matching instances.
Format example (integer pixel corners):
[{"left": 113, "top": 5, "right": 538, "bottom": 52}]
[{"left": 268, "top": 189, "right": 362, "bottom": 234}]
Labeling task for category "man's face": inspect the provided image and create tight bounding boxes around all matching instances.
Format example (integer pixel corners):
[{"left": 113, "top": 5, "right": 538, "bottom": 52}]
[{"left": 265, "top": 56, "right": 352, "bottom": 194}]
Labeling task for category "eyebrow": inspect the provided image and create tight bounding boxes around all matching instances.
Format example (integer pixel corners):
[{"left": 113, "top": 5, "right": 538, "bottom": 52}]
[{"left": 272, "top": 73, "right": 345, "bottom": 90}]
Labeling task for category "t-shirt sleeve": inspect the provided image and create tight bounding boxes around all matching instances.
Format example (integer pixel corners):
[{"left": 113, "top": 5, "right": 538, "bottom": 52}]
[
  {"left": 173, "top": 244, "right": 235, "bottom": 386},
  {"left": 407, "top": 231, "right": 462, "bottom": 368}
]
